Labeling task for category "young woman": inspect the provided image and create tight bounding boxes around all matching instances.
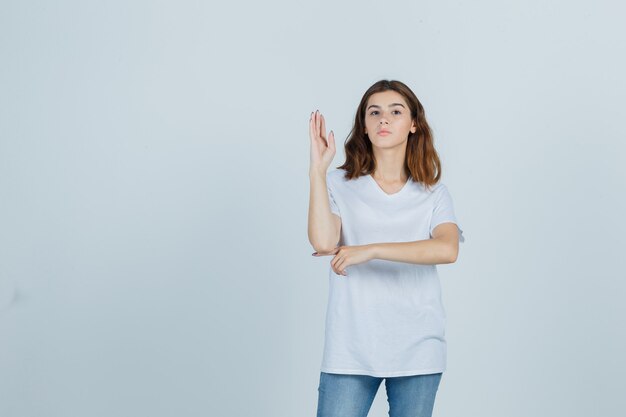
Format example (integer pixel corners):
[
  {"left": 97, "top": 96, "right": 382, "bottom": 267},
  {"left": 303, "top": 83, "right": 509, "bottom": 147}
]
[{"left": 308, "top": 79, "right": 465, "bottom": 417}]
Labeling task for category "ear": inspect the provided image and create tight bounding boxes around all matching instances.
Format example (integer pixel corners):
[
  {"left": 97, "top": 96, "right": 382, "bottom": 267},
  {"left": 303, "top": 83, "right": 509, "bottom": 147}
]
[{"left": 410, "top": 120, "right": 417, "bottom": 133}]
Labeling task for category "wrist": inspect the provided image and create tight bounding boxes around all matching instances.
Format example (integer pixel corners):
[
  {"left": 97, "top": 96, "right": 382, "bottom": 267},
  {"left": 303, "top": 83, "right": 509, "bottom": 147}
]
[
  {"left": 309, "top": 168, "right": 327, "bottom": 180},
  {"left": 367, "top": 243, "right": 380, "bottom": 260}
]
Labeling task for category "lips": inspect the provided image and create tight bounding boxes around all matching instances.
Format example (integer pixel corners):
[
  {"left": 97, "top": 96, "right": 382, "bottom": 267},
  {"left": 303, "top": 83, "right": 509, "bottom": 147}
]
[{"left": 378, "top": 130, "right": 391, "bottom": 135}]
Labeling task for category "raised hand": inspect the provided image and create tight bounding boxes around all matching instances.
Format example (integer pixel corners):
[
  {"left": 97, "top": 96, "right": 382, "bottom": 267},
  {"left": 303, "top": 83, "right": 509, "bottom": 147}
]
[{"left": 309, "top": 110, "right": 336, "bottom": 175}]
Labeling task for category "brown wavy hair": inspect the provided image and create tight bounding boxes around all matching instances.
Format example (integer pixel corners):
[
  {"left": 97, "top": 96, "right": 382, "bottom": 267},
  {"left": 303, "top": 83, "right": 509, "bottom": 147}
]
[{"left": 336, "top": 79, "right": 442, "bottom": 190}]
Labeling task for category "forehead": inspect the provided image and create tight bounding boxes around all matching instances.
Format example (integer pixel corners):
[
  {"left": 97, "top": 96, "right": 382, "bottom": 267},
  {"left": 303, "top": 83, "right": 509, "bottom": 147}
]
[{"left": 366, "top": 90, "right": 408, "bottom": 107}]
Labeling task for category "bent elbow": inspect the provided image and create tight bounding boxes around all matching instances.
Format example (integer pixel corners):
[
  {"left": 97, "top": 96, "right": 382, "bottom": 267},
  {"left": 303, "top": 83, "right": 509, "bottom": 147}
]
[
  {"left": 313, "top": 243, "right": 338, "bottom": 254},
  {"left": 310, "top": 234, "right": 340, "bottom": 254},
  {"left": 309, "top": 237, "right": 338, "bottom": 254}
]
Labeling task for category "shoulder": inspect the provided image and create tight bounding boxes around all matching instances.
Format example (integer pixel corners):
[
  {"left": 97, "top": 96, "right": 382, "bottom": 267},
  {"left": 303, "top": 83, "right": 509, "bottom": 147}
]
[
  {"left": 326, "top": 167, "right": 348, "bottom": 185},
  {"left": 425, "top": 181, "right": 448, "bottom": 196},
  {"left": 423, "top": 182, "right": 458, "bottom": 205}
]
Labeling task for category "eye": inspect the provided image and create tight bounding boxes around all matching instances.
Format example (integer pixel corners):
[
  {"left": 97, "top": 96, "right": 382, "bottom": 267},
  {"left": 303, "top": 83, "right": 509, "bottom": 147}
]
[{"left": 368, "top": 110, "right": 402, "bottom": 116}]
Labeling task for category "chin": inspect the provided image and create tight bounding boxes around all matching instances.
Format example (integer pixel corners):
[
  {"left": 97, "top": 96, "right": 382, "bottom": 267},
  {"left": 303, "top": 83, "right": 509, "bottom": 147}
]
[{"left": 372, "top": 139, "right": 405, "bottom": 148}]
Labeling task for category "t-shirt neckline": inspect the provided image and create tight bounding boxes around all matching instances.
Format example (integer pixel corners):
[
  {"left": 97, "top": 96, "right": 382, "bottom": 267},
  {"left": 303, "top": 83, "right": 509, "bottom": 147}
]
[{"left": 367, "top": 174, "right": 411, "bottom": 197}]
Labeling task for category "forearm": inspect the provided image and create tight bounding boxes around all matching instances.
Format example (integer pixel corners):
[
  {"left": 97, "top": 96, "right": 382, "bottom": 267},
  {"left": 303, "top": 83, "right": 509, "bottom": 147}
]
[
  {"left": 307, "top": 170, "right": 339, "bottom": 252},
  {"left": 369, "top": 239, "right": 455, "bottom": 265}
]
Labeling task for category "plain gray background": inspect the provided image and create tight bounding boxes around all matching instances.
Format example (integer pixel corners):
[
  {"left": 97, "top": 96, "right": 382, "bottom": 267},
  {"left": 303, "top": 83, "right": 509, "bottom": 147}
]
[{"left": 1, "top": 0, "right": 625, "bottom": 416}]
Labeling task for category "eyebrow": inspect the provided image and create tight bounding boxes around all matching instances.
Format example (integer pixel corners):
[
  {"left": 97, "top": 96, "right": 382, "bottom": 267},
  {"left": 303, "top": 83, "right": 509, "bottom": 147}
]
[{"left": 367, "top": 103, "right": 406, "bottom": 110}]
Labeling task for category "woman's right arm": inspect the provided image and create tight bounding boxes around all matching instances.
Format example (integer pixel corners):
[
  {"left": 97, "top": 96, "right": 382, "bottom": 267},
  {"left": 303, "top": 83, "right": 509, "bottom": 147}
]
[
  {"left": 307, "top": 110, "right": 341, "bottom": 253},
  {"left": 308, "top": 170, "right": 341, "bottom": 253}
]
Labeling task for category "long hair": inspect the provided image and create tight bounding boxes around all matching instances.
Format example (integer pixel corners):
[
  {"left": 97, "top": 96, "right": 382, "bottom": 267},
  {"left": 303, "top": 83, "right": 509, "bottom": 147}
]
[{"left": 337, "top": 79, "right": 442, "bottom": 190}]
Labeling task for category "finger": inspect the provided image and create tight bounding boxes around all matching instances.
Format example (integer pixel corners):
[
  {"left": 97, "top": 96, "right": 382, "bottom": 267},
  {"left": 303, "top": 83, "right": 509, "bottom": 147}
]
[
  {"left": 336, "top": 258, "right": 345, "bottom": 272},
  {"left": 311, "top": 111, "right": 325, "bottom": 148},
  {"left": 329, "top": 130, "right": 335, "bottom": 151},
  {"left": 311, "top": 116, "right": 321, "bottom": 148},
  {"left": 333, "top": 257, "right": 346, "bottom": 276},
  {"left": 309, "top": 112, "right": 315, "bottom": 142},
  {"left": 316, "top": 110, "right": 323, "bottom": 140},
  {"left": 320, "top": 114, "right": 327, "bottom": 142},
  {"left": 331, "top": 253, "right": 344, "bottom": 270}
]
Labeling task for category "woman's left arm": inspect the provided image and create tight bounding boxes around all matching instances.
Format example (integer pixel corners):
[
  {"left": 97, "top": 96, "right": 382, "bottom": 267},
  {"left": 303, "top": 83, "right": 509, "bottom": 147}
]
[
  {"left": 369, "top": 222, "right": 459, "bottom": 266},
  {"left": 313, "top": 222, "right": 460, "bottom": 275}
]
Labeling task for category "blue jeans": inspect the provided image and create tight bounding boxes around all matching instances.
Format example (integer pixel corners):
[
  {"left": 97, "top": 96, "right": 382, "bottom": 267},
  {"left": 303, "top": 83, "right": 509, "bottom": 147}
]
[{"left": 316, "top": 371, "right": 442, "bottom": 417}]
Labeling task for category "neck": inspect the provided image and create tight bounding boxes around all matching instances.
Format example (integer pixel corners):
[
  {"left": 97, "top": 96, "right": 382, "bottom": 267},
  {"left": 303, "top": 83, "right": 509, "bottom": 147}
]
[{"left": 371, "top": 148, "right": 407, "bottom": 181}]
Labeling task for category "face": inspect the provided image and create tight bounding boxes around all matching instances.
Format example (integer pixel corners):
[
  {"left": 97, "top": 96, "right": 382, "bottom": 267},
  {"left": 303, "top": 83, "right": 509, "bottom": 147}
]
[{"left": 364, "top": 90, "right": 416, "bottom": 149}]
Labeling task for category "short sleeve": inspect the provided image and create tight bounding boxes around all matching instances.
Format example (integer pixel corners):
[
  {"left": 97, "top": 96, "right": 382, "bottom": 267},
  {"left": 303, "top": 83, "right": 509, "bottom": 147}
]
[
  {"left": 327, "top": 184, "right": 341, "bottom": 217},
  {"left": 429, "top": 184, "right": 465, "bottom": 243}
]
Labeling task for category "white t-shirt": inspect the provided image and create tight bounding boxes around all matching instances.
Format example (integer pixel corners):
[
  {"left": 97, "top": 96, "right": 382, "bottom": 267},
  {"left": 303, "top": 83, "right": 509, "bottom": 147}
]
[{"left": 320, "top": 168, "right": 465, "bottom": 377}]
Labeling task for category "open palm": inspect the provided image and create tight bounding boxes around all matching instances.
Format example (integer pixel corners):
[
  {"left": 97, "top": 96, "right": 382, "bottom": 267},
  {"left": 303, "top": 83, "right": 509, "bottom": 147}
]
[{"left": 309, "top": 110, "right": 336, "bottom": 173}]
